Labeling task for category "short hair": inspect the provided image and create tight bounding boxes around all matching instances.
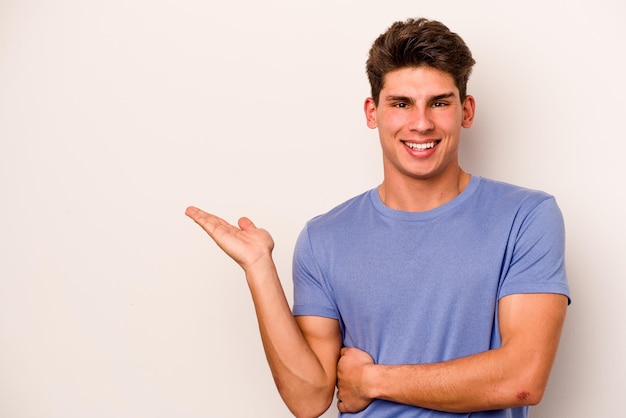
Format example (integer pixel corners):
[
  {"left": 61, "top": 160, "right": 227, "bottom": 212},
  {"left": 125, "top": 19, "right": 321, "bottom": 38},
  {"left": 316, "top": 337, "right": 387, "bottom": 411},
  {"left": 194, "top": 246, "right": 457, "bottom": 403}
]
[{"left": 366, "top": 18, "right": 476, "bottom": 105}]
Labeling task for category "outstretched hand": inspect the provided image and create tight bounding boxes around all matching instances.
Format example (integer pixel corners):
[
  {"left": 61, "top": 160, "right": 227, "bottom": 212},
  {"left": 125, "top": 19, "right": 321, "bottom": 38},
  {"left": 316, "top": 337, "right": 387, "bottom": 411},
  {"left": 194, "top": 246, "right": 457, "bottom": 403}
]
[{"left": 185, "top": 206, "right": 275, "bottom": 271}]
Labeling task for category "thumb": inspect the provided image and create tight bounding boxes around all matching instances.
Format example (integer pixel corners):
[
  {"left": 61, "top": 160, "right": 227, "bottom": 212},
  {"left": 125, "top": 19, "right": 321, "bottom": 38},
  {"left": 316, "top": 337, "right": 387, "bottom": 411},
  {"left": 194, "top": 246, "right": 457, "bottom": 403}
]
[{"left": 238, "top": 217, "right": 256, "bottom": 231}]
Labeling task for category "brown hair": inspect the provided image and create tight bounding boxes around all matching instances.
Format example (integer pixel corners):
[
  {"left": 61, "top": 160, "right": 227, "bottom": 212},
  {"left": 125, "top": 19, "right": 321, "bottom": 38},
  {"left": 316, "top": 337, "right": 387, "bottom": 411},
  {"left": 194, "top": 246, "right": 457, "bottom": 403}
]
[{"left": 366, "top": 18, "right": 475, "bottom": 105}]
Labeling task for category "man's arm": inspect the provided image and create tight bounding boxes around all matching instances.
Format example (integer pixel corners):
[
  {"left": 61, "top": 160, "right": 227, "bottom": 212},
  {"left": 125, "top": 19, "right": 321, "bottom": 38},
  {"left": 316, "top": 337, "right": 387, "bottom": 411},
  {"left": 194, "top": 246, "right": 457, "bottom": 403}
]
[
  {"left": 336, "top": 293, "right": 568, "bottom": 413},
  {"left": 185, "top": 207, "right": 342, "bottom": 418}
]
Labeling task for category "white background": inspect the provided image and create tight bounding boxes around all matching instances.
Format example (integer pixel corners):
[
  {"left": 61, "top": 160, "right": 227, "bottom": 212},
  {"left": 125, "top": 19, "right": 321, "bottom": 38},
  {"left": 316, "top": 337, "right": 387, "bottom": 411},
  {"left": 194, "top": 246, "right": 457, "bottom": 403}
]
[{"left": 1, "top": 1, "right": 624, "bottom": 417}]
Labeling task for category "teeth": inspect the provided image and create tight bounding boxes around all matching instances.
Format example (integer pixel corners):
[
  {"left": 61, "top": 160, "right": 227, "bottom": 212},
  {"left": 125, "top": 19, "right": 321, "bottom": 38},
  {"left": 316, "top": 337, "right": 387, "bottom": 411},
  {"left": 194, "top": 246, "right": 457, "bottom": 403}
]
[{"left": 405, "top": 141, "right": 436, "bottom": 151}]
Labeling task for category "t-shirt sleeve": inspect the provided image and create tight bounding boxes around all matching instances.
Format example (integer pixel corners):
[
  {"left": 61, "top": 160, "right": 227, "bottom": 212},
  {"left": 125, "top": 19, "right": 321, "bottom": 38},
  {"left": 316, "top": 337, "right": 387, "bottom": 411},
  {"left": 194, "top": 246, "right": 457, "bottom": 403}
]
[
  {"left": 291, "top": 225, "right": 340, "bottom": 319},
  {"left": 498, "top": 196, "right": 571, "bottom": 303}
]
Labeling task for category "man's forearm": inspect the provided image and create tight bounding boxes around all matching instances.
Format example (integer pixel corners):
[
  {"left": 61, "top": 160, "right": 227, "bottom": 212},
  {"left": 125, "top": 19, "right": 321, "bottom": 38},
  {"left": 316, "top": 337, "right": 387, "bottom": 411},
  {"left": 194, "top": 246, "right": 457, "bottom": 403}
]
[
  {"left": 363, "top": 347, "right": 542, "bottom": 413},
  {"left": 244, "top": 257, "right": 339, "bottom": 418}
]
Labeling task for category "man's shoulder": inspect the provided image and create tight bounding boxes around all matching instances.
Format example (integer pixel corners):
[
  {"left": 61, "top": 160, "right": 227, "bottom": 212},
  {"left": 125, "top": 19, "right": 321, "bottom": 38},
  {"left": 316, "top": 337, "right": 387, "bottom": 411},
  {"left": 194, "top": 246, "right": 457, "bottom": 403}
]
[
  {"left": 476, "top": 176, "right": 555, "bottom": 206},
  {"left": 305, "top": 189, "right": 375, "bottom": 230}
]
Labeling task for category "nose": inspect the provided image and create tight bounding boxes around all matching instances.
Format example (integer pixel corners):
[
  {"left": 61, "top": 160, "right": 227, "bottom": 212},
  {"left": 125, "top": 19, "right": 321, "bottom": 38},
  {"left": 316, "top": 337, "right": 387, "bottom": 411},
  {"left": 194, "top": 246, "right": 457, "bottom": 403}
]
[{"left": 408, "top": 107, "right": 434, "bottom": 133}]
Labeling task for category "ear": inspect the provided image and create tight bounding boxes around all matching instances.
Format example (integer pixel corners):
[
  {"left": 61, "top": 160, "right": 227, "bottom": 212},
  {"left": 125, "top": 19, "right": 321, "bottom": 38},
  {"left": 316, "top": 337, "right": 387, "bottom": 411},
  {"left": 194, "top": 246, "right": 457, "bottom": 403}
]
[
  {"left": 461, "top": 95, "right": 476, "bottom": 128},
  {"left": 364, "top": 97, "right": 378, "bottom": 129}
]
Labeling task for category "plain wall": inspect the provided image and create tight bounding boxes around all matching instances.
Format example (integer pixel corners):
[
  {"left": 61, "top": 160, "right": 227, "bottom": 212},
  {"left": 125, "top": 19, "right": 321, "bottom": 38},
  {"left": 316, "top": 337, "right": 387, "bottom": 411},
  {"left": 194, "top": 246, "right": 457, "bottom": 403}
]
[{"left": 1, "top": 1, "right": 624, "bottom": 417}]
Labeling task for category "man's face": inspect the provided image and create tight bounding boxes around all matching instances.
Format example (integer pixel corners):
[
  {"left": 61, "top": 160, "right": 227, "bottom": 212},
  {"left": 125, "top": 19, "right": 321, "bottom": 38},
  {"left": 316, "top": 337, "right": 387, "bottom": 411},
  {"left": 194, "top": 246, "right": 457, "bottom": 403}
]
[{"left": 365, "top": 66, "right": 475, "bottom": 185}]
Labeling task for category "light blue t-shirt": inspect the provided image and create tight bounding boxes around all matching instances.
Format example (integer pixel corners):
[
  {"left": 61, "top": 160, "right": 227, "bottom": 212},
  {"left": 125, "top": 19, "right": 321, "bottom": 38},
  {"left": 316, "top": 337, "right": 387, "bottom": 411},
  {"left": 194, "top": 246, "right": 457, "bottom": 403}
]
[{"left": 292, "top": 176, "right": 570, "bottom": 417}]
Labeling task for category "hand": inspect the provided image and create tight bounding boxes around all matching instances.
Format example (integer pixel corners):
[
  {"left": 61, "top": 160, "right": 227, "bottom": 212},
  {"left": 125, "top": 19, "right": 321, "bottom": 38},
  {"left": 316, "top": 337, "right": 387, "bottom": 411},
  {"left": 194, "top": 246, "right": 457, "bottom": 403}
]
[
  {"left": 336, "top": 347, "right": 375, "bottom": 413},
  {"left": 185, "top": 206, "right": 274, "bottom": 271}
]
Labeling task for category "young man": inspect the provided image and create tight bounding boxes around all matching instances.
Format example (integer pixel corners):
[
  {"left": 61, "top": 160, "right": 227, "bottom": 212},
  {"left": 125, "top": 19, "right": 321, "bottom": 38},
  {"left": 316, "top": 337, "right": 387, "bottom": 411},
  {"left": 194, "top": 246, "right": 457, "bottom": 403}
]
[{"left": 186, "top": 18, "right": 570, "bottom": 417}]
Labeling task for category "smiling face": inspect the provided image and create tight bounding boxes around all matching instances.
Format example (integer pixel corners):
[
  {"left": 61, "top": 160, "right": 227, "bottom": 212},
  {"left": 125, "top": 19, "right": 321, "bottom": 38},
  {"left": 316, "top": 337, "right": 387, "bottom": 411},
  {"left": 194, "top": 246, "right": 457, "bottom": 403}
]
[{"left": 365, "top": 66, "right": 475, "bottom": 190}]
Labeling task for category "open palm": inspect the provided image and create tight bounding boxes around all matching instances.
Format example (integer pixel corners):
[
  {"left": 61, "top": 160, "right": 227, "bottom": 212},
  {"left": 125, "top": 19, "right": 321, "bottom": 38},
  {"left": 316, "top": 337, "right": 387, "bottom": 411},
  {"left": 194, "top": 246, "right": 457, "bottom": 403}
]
[{"left": 185, "top": 206, "right": 274, "bottom": 270}]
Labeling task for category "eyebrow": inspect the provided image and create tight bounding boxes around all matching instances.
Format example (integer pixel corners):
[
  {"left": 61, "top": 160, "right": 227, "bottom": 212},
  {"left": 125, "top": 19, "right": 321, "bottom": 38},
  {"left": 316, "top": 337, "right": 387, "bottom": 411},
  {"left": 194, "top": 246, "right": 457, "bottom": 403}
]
[
  {"left": 384, "top": 92, "right": 457, "bottom": 103},
  {"left": 385, "top": 95, "right": 414, "bottom": 104},
  {"left": 431, "top": 92, "right": 457, "bottom": 101}
]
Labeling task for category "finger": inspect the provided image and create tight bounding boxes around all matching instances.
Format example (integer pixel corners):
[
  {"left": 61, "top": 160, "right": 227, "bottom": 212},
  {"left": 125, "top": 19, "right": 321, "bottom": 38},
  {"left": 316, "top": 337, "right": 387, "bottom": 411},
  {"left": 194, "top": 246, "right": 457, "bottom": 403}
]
[
  {"left": 185, "top": 206, "right": 230, "bottom": 235},
  {"left": 237, "top": 216, "right": 256, "bottom": 231},
  {"left": 185, "top": 206, "right": 209, "bottom": 222},
  {"left": 337, "top": 398, "right": 344, "bottom": 412}
]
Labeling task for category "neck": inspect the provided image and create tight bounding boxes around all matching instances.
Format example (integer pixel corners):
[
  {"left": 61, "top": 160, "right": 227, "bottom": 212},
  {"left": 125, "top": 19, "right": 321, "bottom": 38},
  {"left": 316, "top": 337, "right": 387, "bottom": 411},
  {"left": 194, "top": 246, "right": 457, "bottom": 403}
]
[{"left": 378, "top": 169, "right": 471, "bottom": 212}]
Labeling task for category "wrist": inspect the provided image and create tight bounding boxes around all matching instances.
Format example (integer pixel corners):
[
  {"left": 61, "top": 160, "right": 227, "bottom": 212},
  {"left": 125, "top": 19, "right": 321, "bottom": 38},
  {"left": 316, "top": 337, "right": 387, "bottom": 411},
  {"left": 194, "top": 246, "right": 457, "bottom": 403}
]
[
  {"left": 244, "top": 254, "right": 278, "bottom": 283},
  {"left": 362, "top": 363, "right": 384, "bottom": 400}
]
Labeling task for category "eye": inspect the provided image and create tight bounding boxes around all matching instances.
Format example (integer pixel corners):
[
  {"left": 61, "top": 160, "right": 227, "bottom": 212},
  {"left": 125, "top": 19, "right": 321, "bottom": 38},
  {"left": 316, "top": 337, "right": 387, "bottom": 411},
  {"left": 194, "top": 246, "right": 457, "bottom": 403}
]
[
  {"left": 432, "top": 101, "right": 448, "bottom": 108},
  {"left": 394, "top": 102, "right": 408, "bottom": 108}
]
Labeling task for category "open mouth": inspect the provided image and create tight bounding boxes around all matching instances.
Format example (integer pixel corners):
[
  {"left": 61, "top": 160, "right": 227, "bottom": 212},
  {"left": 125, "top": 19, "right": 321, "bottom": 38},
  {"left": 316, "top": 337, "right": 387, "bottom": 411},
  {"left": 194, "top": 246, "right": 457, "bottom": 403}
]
[{"left": 403, "top": 140, "right": 440, "bottom": 151}]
